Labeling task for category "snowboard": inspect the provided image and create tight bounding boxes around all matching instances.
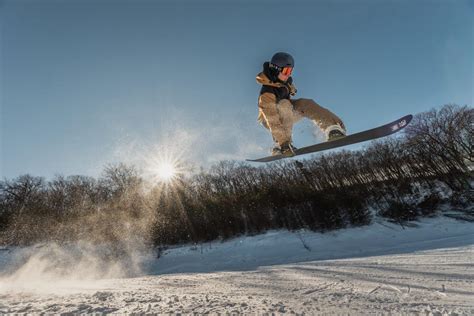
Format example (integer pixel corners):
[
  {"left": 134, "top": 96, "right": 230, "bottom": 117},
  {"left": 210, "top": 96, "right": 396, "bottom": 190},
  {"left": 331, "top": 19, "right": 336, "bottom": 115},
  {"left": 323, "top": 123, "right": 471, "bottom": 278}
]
[{"left": 247, "top": 114, "right": 413, "bottom": 163}]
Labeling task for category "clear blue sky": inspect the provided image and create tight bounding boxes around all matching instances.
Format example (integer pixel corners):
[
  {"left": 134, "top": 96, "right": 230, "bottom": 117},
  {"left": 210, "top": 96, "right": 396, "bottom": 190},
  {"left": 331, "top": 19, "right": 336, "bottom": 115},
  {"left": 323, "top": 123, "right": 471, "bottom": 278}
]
[{"left": 1, "top": 0, "right": 472, "bottom": 179}]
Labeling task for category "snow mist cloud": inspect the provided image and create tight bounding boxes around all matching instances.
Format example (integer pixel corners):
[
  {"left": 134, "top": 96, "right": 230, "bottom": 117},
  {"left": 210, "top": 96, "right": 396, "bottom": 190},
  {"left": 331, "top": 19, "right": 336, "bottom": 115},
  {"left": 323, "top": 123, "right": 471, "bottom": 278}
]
[{"left": 0, "top": 242, "right": 153, "bottom": 294}]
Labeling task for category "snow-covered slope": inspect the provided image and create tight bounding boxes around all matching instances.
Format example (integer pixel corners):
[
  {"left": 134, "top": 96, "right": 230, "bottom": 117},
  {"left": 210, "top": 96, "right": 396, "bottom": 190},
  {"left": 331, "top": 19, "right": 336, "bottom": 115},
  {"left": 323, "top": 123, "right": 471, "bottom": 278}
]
[{"left": 0, "top": 216, "right": 472, "bottom": 314}]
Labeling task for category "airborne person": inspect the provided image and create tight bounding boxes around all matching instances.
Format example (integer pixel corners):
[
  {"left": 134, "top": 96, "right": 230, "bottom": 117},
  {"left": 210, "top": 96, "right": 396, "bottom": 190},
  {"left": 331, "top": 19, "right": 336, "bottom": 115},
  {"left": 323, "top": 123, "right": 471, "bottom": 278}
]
[{"left": 257, "top": 52, "right": 347, "bottom": 156}]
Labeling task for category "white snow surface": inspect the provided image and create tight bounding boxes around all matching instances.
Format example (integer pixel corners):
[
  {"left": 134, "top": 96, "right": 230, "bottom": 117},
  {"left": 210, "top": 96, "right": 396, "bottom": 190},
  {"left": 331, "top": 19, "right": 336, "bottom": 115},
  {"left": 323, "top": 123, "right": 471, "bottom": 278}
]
[{"left": 0, "top": 216, "right": 472, "bottom": 314}]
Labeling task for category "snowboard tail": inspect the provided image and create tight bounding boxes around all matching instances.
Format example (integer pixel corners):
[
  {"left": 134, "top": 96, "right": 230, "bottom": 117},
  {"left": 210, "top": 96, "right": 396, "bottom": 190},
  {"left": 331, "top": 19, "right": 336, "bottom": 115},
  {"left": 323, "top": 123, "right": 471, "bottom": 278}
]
[{"left": 247, "top": 114, "right": 413, "bottom": 163}]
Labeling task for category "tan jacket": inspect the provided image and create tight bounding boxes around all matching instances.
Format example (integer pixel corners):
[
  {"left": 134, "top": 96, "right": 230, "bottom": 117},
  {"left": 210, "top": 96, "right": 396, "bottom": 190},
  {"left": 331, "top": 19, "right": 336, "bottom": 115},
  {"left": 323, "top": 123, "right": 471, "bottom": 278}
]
[{"left": 256, "top": 71, "right": 297, "bottom": 106}]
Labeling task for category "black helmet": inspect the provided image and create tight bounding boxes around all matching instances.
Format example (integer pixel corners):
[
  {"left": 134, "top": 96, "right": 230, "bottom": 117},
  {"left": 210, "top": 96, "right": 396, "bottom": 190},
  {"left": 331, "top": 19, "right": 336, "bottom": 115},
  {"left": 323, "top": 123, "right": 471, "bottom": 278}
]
[{"left": 270, "top": 52, "right": 294, "bottom": 68}]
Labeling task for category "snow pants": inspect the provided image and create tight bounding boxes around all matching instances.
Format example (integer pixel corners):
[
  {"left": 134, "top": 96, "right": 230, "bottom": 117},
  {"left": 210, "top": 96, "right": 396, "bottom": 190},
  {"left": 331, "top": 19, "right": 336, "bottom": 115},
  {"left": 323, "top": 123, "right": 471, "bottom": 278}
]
[{"left": 258, "top": 97, "right": 346, "bottom": 146}]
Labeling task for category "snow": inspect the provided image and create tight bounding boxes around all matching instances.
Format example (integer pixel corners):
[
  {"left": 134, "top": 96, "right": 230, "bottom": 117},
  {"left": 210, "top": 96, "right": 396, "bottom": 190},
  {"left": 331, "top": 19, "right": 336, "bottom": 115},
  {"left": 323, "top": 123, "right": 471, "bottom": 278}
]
[{"left": 0, "top": 216, "right": 472, "bottom": 314}]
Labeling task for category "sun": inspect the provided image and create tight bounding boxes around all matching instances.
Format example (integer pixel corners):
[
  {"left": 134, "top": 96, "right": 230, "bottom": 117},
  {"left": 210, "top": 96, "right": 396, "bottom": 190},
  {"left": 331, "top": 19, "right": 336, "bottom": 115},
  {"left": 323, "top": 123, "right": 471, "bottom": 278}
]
[
  {"left": 143, "top": 142, "right": 188, "bottom": 185},
  {"left": 146, "top": 155, "right": 185, "bottom": 184},
  {"left": 156, "top": 162, "right": 177, "bottom": 182}
]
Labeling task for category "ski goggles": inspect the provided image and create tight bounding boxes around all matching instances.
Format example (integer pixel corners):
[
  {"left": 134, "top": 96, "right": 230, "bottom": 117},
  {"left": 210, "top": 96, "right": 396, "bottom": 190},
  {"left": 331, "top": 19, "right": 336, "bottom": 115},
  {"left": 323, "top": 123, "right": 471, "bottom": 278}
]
[{"left": 281, "top": 66, "right": 293, "bottom": 76}]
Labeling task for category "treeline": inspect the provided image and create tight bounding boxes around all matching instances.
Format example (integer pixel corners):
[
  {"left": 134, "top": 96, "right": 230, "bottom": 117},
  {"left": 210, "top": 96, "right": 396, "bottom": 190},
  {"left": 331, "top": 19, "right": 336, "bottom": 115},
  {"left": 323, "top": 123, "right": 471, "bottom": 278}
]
[{"left": 0, "top": 104, "right": 472, "bottom": 247}]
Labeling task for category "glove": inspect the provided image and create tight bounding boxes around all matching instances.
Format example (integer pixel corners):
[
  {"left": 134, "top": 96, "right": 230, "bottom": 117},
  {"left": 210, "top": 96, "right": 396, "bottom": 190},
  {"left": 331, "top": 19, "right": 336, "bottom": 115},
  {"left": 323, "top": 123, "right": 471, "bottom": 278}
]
[{"left": 288, "top": 83, "right": 297, "bottom": 96}]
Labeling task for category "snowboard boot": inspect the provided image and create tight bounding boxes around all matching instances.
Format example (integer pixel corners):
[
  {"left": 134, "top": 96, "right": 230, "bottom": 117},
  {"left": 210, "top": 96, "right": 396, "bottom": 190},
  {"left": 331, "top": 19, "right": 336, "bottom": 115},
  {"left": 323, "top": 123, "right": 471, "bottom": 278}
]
[
  {"left": 280, "top": 142, "right": 297, "bottom": 157},
  {"left": 327, "top": 125, "right": 346, "bottom": 142},
  {"left": 271, "top": 146, "right": 282, "bottom": 156}
]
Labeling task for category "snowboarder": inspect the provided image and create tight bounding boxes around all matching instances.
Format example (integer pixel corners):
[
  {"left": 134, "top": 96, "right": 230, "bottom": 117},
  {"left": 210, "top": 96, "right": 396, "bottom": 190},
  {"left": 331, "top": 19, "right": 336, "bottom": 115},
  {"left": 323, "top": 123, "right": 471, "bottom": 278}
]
[{"left": 257, "top": 52, "right": 347, "bottom": 156}]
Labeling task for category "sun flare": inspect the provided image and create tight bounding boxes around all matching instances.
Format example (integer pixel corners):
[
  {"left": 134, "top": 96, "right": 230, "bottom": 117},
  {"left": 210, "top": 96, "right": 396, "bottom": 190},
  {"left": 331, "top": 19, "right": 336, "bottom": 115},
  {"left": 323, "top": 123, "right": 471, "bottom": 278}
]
[
  {"left": 156, "top": 162, "right": 177, "bottom": 181},
  {"left": 143, "top": 141, "right": 190, "bottom": 185}
]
